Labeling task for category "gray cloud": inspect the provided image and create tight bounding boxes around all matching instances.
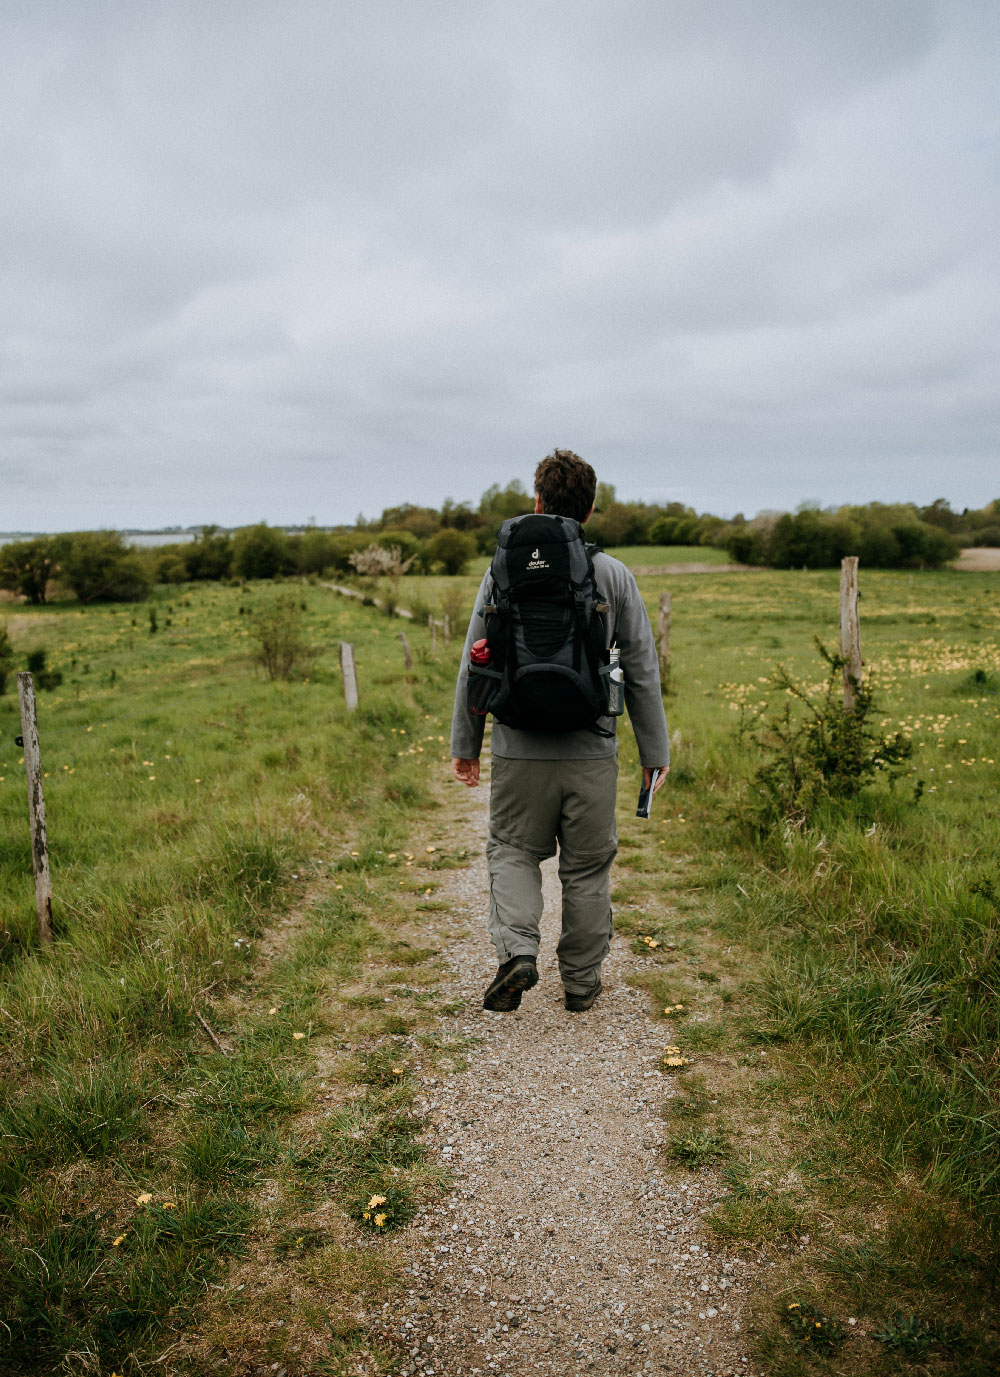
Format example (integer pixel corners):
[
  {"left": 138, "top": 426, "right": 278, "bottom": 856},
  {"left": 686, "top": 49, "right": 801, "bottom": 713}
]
[{"left": 0, "top": 0, "right": 997, "bottom": 531}]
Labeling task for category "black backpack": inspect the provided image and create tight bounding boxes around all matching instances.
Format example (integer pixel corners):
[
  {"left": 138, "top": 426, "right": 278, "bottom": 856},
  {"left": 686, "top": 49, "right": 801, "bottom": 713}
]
[{"left": 469, "top": 513, "right": 611, "bottom": 734}]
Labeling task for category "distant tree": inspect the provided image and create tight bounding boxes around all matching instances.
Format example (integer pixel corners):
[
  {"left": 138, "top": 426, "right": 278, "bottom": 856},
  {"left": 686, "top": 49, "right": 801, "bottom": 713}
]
[
  {"left": 648, "top": 516, "right": 676, "bottom": 545},
  {"left": 376, "top": 503, "right": 443, "bottom": 538},
  {"left": 232, "top": 523, "right": 291, "bottom": 580},
  {"left": 478, "top": 481, "right": 534, "bottom": 526},
  {"left": 327, "top": 530, "right": 373, "bottom": 573},
  {"left": 376, "top": 529, "right": 424, "bottom": 567},
  {"left": 768, "top": 510, "right": 858, "bottom": 569},
  {"left": 725, "top": 526, "right": 766, "bottom": 564},
  {"left": 595, "top": 481, "right": 617, "bottom": 512},
  {"left": 292, "top": 528, "right": 333, "bottom": 575},
  {"left": 55, "top": 531, "right": 152, "bottom": 603},
  {"left": 440, "top": 498, "right": 481, "bottom": 532},
  {"left": 155, "top": 547, "right": 189, "bottom": 584},
  {"left": 426, "top": 528, "right": 476, "bottom": 576},
  {"left": 0, "top": 537, "right": 59, "bottom": 604},
  {"left": 185, "top": 526, "right": 234, "bottom": 580},
  {"left": 919, "top": 498, "right": 960, "bottom": 532},
  {"left": 587, "top": 502, "right": 647, "bottom": 546}
]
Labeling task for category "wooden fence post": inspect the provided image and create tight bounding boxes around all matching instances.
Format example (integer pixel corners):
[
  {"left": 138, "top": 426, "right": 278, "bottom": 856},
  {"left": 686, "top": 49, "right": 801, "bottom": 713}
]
[
  {"left": 399, "top": 631, "right": 413, "bottom": 671},
  {"left": 16, "top": 672, "right": 54, "bottom": 947},
  {"left": 338, "top": 642, "right": 359, "bottom": 711},
  {"left": 429, "top": 614, "right": 437, "bottom": 657},
  {"left": 443, "top": 614, "right": 451, "bottom": 645},
  {"left": 839, "top": 556, "right": 862, "bottom": 710},
  {"left": 657, "top": 592, "right": 672, "bottom": 685}
]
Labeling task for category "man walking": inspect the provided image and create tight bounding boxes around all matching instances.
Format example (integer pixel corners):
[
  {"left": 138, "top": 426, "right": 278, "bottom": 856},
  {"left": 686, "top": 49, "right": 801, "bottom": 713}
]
[{"left": 450, "top": 449, "right": 669, "bottom": 1013}]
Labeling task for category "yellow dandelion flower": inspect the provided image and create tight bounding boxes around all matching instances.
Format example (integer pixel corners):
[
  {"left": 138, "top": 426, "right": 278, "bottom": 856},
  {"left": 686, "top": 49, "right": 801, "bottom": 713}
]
[
  {"left": 135, "top": 1192, "right": 154, "bottom": 1205},
  {"left": 269, "top": 1007, "right": 277, "bottom": 1015},
  {"left": 292, "top": 1031, "right": 306, "bottom": 1040},
  {"left": 161, "top": 1201, "right": 177, "bottom": 1210},
  {"left": 363, "top": 1211, "right": 371, "bottom": 1221},
  {"left": 392, "top": 1067, "right": 404, "bottom": 1075},
  {"left": 112, "top": 1234, "right": 126, "bottom": 1247},
  {"left": 663, "top": 1055, "right": 690, "bottom": 1068},
  {"left": 374, "top": 1212, "right": 387, "bottom": 1227},
  {"left": 426, "top": 845, "right": 436, "bottom": 853},
  {"left": 367, "top": 1193, "right": 387, "bottom": 1209}
]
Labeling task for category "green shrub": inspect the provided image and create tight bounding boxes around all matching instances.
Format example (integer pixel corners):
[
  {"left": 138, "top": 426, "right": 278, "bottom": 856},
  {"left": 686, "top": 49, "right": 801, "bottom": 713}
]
[
  {"left": 738, "top": 640, "right": 912, "bottom": 830},
  {"left": 248, "top": 595, "right": 317, "bottom": 680},
  {"left": 426, "top": 528, "right": 476, "bottom": 575}
]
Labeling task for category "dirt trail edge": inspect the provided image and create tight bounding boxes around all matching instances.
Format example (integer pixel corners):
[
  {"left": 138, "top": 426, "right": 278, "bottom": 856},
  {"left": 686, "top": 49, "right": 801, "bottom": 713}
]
[{"left": 379, "top": 766, "right": 756, "bottom": 1377}]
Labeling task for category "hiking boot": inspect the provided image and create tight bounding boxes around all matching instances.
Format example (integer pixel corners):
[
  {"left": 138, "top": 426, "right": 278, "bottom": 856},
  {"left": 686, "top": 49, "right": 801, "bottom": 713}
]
[
  {"left": 483, "top": 955, "right": 538, "bottom": 1012},
  {"left": 564, "top": 979, "right": 602, "bottom": 1012}
]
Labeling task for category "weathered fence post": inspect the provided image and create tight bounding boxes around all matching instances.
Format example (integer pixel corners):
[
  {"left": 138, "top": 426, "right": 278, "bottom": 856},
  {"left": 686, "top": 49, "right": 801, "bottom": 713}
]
[
  {"left": 399, "top": 631, "right": 413, "bottom": 671},
  {"left": 657, "top": 592, "right": 672, "bottom": 685},
  {"left": 443, "top": 614, "right": 451, "bottom": 645},
  {"left": 16, "top": 672, "right": 54, "bottom": 947},
  {"left": 429, "top": 614, "right": 438, "bottom": 657},
  {"left": 338, "top": 641, "right": 359, "bottom": 711},
  {"left": 839, "top": 556, "right": 862, "bottom": 710}
]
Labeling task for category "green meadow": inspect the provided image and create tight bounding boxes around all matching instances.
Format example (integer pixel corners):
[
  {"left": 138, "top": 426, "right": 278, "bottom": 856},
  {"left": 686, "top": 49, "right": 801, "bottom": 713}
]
[
  {"left": 1, "top": 564, "right": 998, "bottom": 1373},
  {"left": 0, "top": 583, "right": 459, "bottom": 1374}
]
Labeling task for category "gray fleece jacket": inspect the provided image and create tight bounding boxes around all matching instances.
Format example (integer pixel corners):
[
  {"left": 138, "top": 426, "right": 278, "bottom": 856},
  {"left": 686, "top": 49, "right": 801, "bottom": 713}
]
[{"left": 449, "top": 550, "right": 670, "bottom": 764}]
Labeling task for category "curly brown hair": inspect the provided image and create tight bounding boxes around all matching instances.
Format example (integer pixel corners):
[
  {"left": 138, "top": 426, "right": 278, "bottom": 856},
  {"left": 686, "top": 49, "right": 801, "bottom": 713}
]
[{"left": 533, "top": 449, "right": 597, "bottom": 524}]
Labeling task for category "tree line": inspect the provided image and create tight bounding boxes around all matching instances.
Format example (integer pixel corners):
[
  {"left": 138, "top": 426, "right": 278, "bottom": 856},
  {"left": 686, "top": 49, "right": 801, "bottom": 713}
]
[{"left": 2, "top": 488, "right": 998, "bottom": 605}]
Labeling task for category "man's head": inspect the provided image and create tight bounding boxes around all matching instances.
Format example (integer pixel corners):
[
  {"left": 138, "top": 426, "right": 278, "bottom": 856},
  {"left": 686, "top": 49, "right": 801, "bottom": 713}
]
[{"left": 533, "top": 449, "right": 597, "bottom": 524}]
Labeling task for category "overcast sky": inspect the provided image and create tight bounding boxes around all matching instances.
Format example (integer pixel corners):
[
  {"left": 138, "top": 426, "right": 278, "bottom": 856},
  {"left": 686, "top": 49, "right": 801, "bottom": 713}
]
[{"left": 1, "top": 0, "right": 998, "bottom": 531}]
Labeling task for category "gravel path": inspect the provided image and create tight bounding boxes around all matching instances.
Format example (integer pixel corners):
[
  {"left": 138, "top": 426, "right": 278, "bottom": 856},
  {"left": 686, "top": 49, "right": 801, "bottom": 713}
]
[{"left": 382, "top": 769, "right": 755, "bottom": 1377}]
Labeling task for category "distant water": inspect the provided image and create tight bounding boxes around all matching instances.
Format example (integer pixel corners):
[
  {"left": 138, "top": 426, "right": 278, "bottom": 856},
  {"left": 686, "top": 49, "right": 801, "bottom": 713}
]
[
  {"left": 0, "top": 531, "right": 197, "bottom": 547},
  {"left": 125, "top": 532, "right": 197, "bottom": 548}
]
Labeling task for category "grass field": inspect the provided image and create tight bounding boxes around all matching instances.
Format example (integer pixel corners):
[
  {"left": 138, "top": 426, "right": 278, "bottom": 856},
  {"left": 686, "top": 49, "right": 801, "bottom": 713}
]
[
  {"left": 609, "top": 565, "right": 1000, "bottom": 1374},
  {"left": 0, "top": 583, "right": 460, "bottom": 1374},
  {"left": 2, "top": 566, "right": 999, "bottom": 1373},
  {"left": 604, "top": 543, "right": 733, "bottom": 567}
]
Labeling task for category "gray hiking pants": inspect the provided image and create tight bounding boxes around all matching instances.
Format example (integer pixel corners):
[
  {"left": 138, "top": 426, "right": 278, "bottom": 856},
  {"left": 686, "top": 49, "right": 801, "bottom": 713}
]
[{"left": 486, "top": 755, "right": 618, "bottom": 995}]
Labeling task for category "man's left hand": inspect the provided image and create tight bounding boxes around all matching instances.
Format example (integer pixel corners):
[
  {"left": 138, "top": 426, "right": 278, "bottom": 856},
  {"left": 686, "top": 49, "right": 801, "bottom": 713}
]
[{"left": 452, "top": 757, "right": 481, "bottom": 787}]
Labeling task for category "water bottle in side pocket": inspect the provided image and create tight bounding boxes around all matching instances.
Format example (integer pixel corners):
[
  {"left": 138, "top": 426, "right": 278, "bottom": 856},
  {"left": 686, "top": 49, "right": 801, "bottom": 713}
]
[{"left": 607, "top": 645, "right": 624, "bottom": 716}]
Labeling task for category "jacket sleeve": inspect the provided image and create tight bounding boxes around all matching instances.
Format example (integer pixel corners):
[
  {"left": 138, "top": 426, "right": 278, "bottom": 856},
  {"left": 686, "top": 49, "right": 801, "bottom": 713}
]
[
  {"left": 613, "top": 566, "right": 670, "bottom": 768},
  {"left": 448, "top": 570, "right": 491, "bottom": 759}
]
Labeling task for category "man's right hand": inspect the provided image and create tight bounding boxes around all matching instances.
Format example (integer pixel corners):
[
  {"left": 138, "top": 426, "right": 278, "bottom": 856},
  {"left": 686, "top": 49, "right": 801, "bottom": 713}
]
[
  {"left": 452, "top": 757, "right": 481, "bottom": 787},
  {"left": 643, "top": 764, "right": 669, "bottom": 797}
]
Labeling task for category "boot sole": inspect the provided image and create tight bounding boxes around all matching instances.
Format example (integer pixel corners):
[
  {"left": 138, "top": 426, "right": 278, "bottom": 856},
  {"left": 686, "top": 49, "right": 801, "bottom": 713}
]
[{"left": 483, "top": 959, "right": 539, "bottom": 1012}]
